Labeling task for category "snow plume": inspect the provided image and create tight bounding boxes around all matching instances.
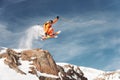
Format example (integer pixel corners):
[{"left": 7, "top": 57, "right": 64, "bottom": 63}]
[{"left": 19, "top": 25, "right": 44, "bottom": 49}]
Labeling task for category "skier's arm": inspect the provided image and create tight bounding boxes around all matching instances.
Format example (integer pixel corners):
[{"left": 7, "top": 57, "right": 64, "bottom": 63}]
[{"left": 52, "top": 16, "right": 59, "bottom": 24}]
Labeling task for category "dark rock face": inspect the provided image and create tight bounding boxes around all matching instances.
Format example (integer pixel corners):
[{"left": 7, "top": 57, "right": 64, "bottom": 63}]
[
  {"left": 57, "top": 64, "right": 87, "bottom": 80},
  {"left": 21, "top": 49, "right": 59, "bottom": 80},
  {"left": 21, "top": 49, "right": 59, "bottom": 75}
]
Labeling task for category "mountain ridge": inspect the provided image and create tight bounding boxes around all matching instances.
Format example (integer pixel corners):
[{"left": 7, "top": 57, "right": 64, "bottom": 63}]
[{"left": 0, "top": 48, "right": 120, "bottom": 80}]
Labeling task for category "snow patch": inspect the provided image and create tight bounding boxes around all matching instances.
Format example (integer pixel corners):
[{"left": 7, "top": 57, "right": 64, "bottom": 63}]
[
  {"left": 37, "top": 71, "right": 59, "bottom": 78},
  {"left": 0, "top": 58, "right": 38, "bottom": 80}
]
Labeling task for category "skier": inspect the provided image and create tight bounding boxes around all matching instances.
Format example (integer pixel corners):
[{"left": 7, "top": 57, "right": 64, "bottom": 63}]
[{"left": 42, "top": 16, "right": 61, "bottom": 40}]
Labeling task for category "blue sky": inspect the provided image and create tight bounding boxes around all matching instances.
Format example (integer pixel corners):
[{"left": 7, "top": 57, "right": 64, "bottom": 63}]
[{"left": 0, "top": 0, "right": 120, "bottom": 71}]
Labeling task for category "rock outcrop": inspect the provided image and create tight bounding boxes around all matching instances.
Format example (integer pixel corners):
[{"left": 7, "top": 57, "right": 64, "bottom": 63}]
[
  {"left": 57, "top": 64, "right": 87, "bottom": 80},
  {"left": 0, "top": 48, "right": 26, "bottom": 75},
  {"left": 0, "top": 48, "right": 87, "bottom": 80},
  {"left": 21, "top": 48, "right": 59, "bottom": 80}
]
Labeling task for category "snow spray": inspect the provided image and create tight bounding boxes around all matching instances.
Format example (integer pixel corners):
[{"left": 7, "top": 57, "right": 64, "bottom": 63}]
[{"left": 18, "top": 25, "right": 44, "bottom": 49}]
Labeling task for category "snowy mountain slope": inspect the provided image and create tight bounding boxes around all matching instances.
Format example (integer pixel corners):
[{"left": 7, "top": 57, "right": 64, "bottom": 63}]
[
  {"left": 0, "top": 58, "right": 38, "bottom": 80},
  {"left": 0, "top": 48, "right": 59, "bottom": 80},
  {"left": 95, "top": 70, "right": 120, "bottom": 80},
  {"left": 57, "top": 63, "right": 104, "bottom": 80},
  {"left": 0, "top": 48, "right": 87, "bottom": 80},
  {"left": 0, "top": 48, "right": 38, "bottom": 80},
  {"left": 80, "top": 66, "right": 104, "bottom": 80},
  {"left": 57, "top": 63, "right": 120, "bottom": 80},
  {"left": 0, "top": 48, "right": 120, "bottom": 80}
]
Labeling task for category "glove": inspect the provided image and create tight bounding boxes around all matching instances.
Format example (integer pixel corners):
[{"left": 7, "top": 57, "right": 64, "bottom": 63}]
[
  {"left": 45, "top": 33, "right": 47, "bottom": 36},
  {"left": 56, "top": 16, "right": 59, "bottom": 19}
]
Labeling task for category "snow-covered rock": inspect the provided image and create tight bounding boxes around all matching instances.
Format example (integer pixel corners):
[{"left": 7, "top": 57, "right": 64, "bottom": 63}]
[
  {"left": 0, "top": 48, "right": 120, "bottom": 80},
  {"left": 0, "top": 48, "right": 87, "bottom": 80}
]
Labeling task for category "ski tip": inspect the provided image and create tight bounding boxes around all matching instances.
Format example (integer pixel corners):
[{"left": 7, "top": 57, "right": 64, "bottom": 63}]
[{"left": 58, "top": 31, "right": 61, "bottom": 33}]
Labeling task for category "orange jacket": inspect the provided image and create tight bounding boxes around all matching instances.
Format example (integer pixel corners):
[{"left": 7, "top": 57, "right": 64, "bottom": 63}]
[{"left": 43, "top": 17, "right": 59, "bottom": 35}]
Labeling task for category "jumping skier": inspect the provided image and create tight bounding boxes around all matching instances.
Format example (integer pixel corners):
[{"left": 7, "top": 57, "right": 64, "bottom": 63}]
[{"left": 42, "top": 16, "right": 61, "bottom": 40}]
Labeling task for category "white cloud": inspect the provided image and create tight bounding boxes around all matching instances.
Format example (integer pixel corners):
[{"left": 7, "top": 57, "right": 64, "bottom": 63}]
[
  {"left": 51, "top": 42, "right": 87, "bottom": 61},
  {"left": 79, "top": 19, "right": 106, "bottom": 26},
  {"left": 0, "top": 24, "right": 12, "bottom": 39},
  {"left": 102, "top": 38, "right": 120, "bottom": 71},
  {"left": 58, "top": 17, "right": 107, "bottom": 32},
  {"left": 97, "top": 37, "right": 120, "bottom": 49},
  {"left": 0, "top": 23, "right": 23, "bottom": 48}
]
